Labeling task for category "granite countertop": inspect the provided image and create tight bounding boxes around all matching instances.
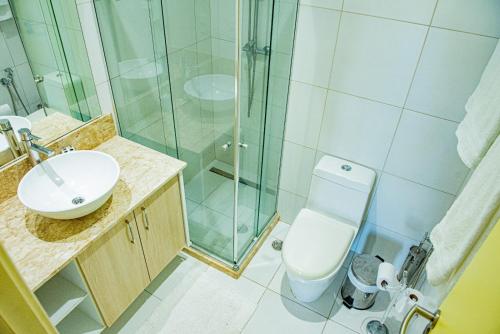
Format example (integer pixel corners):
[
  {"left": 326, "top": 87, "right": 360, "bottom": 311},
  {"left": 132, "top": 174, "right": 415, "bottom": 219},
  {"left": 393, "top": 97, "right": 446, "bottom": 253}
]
[
  {"left": 0, "top": 136, "right": 186, "bottom": 291},
  {"left": 31, "top": 110, "right": 84, "bottom": 146}
]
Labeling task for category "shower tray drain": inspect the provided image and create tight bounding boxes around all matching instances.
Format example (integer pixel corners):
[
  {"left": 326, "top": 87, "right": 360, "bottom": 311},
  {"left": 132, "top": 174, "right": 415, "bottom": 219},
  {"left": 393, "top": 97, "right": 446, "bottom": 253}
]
[
  {"left": 72, "top": 196, "right": 85, "bottom": 205},
  {"left": 272, "top": 240, "right": 283, "bottom": 251}
]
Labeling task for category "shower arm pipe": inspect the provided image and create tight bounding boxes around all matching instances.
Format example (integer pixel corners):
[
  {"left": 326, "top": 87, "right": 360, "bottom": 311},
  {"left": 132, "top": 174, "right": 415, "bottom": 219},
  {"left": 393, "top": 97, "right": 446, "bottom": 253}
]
[{"left": 244, "top": 0, "right": 264, "bottom": 117}]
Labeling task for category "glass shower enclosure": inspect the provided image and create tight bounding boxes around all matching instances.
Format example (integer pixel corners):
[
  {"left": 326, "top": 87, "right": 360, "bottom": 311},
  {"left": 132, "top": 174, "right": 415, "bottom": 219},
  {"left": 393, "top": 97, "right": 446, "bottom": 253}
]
[{"left": 94, "top": 0, "right": 298, "bottom": 267}]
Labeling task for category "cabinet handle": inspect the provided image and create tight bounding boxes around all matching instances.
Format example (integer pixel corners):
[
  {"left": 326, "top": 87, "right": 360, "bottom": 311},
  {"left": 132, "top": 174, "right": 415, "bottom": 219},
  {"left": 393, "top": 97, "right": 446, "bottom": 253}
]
[
  {"left": 125, "top": 219, "right": 135, "bottom": 244},
  {"left": 141, "top": 207, "right": 150, "bottom": 230}
]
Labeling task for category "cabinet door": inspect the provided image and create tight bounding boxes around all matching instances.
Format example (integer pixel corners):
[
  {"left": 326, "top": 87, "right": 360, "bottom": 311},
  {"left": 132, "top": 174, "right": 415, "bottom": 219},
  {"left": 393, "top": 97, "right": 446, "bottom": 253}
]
[
  {"left": 77, "top": 214, "right": 150, "bottom": 326},
  {"left": 135, "top": 176, "right": 186, "bottom": 280}
]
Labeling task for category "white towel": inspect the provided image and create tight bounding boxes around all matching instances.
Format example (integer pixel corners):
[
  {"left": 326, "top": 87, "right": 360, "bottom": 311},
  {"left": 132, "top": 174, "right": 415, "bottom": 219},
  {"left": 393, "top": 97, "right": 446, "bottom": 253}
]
[
  {"left": 426, "top": 135, "right": 500, "bottom": 285},
  {"left": 456, "top": 41, "right": 500, "bottom": 168}
]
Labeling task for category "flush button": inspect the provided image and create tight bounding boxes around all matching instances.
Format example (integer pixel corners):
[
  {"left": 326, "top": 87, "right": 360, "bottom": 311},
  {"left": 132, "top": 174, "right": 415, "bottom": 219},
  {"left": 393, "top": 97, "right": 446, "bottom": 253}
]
[{"left": 341, "top": 164, "right": 352, "bottom": 171}]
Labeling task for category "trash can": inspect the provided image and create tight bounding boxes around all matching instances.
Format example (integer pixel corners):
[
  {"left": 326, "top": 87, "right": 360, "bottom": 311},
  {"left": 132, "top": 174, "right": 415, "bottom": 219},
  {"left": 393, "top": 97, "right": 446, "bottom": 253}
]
[{"left": 341, "top": 254, "right": 383, "bottom": 310}]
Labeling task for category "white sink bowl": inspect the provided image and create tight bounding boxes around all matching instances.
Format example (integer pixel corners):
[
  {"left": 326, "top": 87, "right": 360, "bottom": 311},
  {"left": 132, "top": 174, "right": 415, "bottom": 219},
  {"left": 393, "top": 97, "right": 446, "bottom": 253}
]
[{"left": 18, "top": 151, "right": 120, "bottom": 220}]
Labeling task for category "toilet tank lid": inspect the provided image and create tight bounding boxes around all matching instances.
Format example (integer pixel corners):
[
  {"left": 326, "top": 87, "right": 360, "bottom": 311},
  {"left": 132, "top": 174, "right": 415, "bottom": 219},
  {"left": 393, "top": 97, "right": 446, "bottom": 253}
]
[{"left": 313, "top": 156, "right": 376, "bottom": 193}]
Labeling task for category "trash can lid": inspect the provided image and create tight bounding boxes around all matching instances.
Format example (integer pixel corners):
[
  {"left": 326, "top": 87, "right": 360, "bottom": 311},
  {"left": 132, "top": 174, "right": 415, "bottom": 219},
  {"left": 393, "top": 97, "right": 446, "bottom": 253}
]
[{"left": 351, "top": 254, "right": 383, "bottom": 287}]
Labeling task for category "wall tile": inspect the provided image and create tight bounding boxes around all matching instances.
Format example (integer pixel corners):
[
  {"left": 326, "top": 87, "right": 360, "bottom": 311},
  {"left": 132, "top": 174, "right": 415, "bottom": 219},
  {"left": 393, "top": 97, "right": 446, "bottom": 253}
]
[
  {"left": 318, "top": 91, "right": 401, "bottom": 169},
  {"left": 277, "top": 189, "right": 307, "bottom": 224},
  {"left": 15, "top": 62, "right": 39, "bottom": 106},
  {"left": 432, "top": 0, "right": 500, "bottom": 38},
  {"left": 385, "top": 110, "right": 469, "bottom": 194},
  {"left": 164, "top": 0, "right": 197, "bottom": 52},
  {"left": 366, "top": 173, "right": 455, "bottom": 242},
  {"left": 279, "top": 140, "right": 316, "bottom": 197},
  {"left": 284, "top": 81, "right": 327, "bottom": 148},
  {"left": 406, "top": 28, "right": 497, "bottom": 122},
  {"left": 355, "top": 222, "right": 419, "bottom": 268},
  {"left": 291, "top": 5, "right": 340, "bottom": 87},
  {"left": 96, "top": 80, "right": 114, "bottom": 115},
  {"left": 343, "top": 0, "right": 437, "bottom": 25},
  {"left": 210, "top": 0, "right": 235, "bottom": 42},
  {"left": 300, "top": 0, "right": 342, "bottom": 10},
  {"left": 1, "top": 20, "right": 27, "bottom": 66},
  {"left": 0, "top": 32, "right": 13, "bottom": 69},
  {"left": 77, "top": 2, "right": 109, "bottom": 85},
  {"left": 330, "top": 13, "right": 427, "bottom": 106}
]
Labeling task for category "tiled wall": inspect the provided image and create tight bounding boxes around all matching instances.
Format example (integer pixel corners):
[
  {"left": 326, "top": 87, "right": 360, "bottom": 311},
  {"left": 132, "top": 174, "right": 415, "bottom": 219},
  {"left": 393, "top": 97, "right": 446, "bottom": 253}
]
[
  {"left": 277, "top": 0, "right": 500, "bottom": 265},
  {"left": 75, "top": 0, "right": 115, "bottom": 118},
  {"left": 0, "top": 18, "right": 41, "bottom": 115}
]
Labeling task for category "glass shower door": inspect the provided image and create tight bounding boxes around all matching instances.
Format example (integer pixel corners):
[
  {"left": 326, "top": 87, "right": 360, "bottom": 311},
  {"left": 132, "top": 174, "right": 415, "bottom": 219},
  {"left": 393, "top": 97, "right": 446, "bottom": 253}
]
[
  {"left": 234, "top": 0, "right": 275, "bottom": 262},
  {"left": 95, "top": 0, "right": 298, "bottom": 268}
]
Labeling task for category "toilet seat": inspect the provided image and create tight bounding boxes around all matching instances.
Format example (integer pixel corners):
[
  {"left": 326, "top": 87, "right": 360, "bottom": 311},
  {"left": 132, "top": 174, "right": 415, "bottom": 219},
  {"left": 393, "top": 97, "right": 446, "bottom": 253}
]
[{"left": 282, "top": 209, "right": 356, "bottom": 281}]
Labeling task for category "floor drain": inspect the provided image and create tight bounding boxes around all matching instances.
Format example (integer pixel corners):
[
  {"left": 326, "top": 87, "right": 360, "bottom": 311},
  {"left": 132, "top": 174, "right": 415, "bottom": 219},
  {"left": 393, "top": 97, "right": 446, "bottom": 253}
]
[
  {"left": 272, "top": 240, "right": 283, "bottom": 251},
  {"left": 72, "top": 196, "right": 85, "bottom": 205}
]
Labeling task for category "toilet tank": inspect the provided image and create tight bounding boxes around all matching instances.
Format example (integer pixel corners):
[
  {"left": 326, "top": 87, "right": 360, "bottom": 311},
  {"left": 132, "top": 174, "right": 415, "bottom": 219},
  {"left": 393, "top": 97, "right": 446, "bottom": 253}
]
[{"left": 307, "top": 156, "right": 376, "bottom": 227}]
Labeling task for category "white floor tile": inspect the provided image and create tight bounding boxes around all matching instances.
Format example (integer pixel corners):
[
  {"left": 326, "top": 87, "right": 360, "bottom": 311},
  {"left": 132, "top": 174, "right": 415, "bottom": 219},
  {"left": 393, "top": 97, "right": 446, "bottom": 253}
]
[
  {"left": 322, "top": 320, "right": 359, "bottom": 334},
  {"left": 139, "top": 267, "right": 265, "bottom": 334},
  {"left": 185, "top": 168, "right": 227, "bottom": 203},
  {"left": 243, "top": 237, "right": 283, "bottom": 287},
  {"left": 188, "top": 205, "right": 234, "bottom": 260},
  {"left": 270, "top": 221, "right": 290, "bottom": 240},
  {"left": 269, "top": 265, "right": 346, "bottom": 318},
  {"left": 203, "top": 179, "right": 234, "bottom": 217},
  {"left": 145, "top": 254, "right": 209, "bottom": 300},
  {"left": 103, "top": 291, "right": 161, "bottom": 334},
  {"left": 186, "top": 199, "right": 200, "bottom": 216},
  {"left": 243, "top": 290, "right": 327, "bottom": 334}
]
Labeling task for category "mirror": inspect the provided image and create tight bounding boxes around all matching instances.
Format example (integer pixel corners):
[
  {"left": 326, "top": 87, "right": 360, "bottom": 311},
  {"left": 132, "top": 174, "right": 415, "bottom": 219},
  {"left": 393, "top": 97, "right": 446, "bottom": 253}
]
[{"left": 0, "top": 0, "right": 102, "bottom": 167}]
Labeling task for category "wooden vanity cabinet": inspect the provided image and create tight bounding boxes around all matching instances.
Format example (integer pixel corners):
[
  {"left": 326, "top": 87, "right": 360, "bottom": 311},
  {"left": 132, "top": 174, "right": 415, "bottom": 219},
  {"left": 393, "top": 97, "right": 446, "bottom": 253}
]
[
  {"left": 77, "top": 213, "right": 149, "bottom": 326},
  {"left": 134, "top": 176, "right": 186, "bottom": 281},
  {"left": 77, "top": 176, "right": 186, "bottom": 326}
]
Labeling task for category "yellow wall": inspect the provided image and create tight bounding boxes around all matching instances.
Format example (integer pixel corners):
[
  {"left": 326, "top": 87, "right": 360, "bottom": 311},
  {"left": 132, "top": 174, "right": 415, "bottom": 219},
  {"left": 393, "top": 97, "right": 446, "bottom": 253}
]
[{"left": 433, "top": 219, "right": 500, "bottom": 334}]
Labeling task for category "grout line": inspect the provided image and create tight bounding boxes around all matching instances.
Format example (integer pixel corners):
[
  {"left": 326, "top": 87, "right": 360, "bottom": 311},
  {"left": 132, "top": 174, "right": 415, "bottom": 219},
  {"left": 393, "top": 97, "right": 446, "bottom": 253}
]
[
  {"left": 379, "top": 1, "right": 438, "bottom": 173},
  {"left": 268, "top": 288, "right": 330, "bottom": 320},
  {"left": 403, "top": 107, "right": 460, "bottom": 124},
  {"left": 299, "top": 3, "right": 500, "bottom": 40},
  {"left": 381, "top": 159, "right": 461, "bottom": 196},
  {"left": 312, "top": 2, "right": 345, "bottom": 163},
  {"left": 240, "top": 286, "right": 268, "bottom": 332},
  {"left": 365, "top": 220, "right": 422, "bottom": 244}
]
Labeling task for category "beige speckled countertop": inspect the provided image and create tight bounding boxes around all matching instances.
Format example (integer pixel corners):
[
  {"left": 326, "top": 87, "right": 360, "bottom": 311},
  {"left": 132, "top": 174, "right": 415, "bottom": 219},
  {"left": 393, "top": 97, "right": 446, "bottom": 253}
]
[{"left": 0, "top": 136, "right": 186, "bottom": 291}]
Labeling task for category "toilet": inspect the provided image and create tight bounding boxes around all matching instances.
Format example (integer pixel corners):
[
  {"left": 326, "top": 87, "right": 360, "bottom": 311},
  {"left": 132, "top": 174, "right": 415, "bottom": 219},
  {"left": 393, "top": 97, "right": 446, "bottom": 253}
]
[{"left": 282, "top": 155, "right": 376, "bottom": 302}]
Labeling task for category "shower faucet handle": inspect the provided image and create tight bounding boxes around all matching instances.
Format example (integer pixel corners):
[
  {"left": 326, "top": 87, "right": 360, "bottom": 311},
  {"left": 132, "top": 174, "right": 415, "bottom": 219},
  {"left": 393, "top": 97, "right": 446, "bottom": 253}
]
[
  {"left": 221, "top": 141, "right": 232, "bottom": 151},
  {"left": 238, "top": 143, "right": 248, "bottom": 149}
]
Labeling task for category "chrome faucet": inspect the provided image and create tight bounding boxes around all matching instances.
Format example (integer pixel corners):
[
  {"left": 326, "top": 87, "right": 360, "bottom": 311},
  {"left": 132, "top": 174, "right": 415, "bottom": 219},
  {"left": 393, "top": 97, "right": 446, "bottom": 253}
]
[
  {"left": 18, "top": 128, "right": 54, "bottom": 166},
  {"left": 0, "top": 119, "right": 23, "bottom": 158}
]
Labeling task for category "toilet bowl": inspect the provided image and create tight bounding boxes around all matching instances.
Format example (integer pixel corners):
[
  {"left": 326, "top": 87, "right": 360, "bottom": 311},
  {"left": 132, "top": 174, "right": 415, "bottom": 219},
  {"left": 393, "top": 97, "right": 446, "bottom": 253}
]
[{"left": 282, "top": 156, "right": 375, "bottom": 302}]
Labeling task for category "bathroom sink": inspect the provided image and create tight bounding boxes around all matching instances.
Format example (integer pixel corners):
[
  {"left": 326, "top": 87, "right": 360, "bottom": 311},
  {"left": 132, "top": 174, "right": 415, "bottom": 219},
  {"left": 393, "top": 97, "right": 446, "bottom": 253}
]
[
  {"left": 184, "top": 74, "right": 235, "bottom": 101},
  {"left": 17, "top": 151, "right": 120, "bottom": 220}
]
